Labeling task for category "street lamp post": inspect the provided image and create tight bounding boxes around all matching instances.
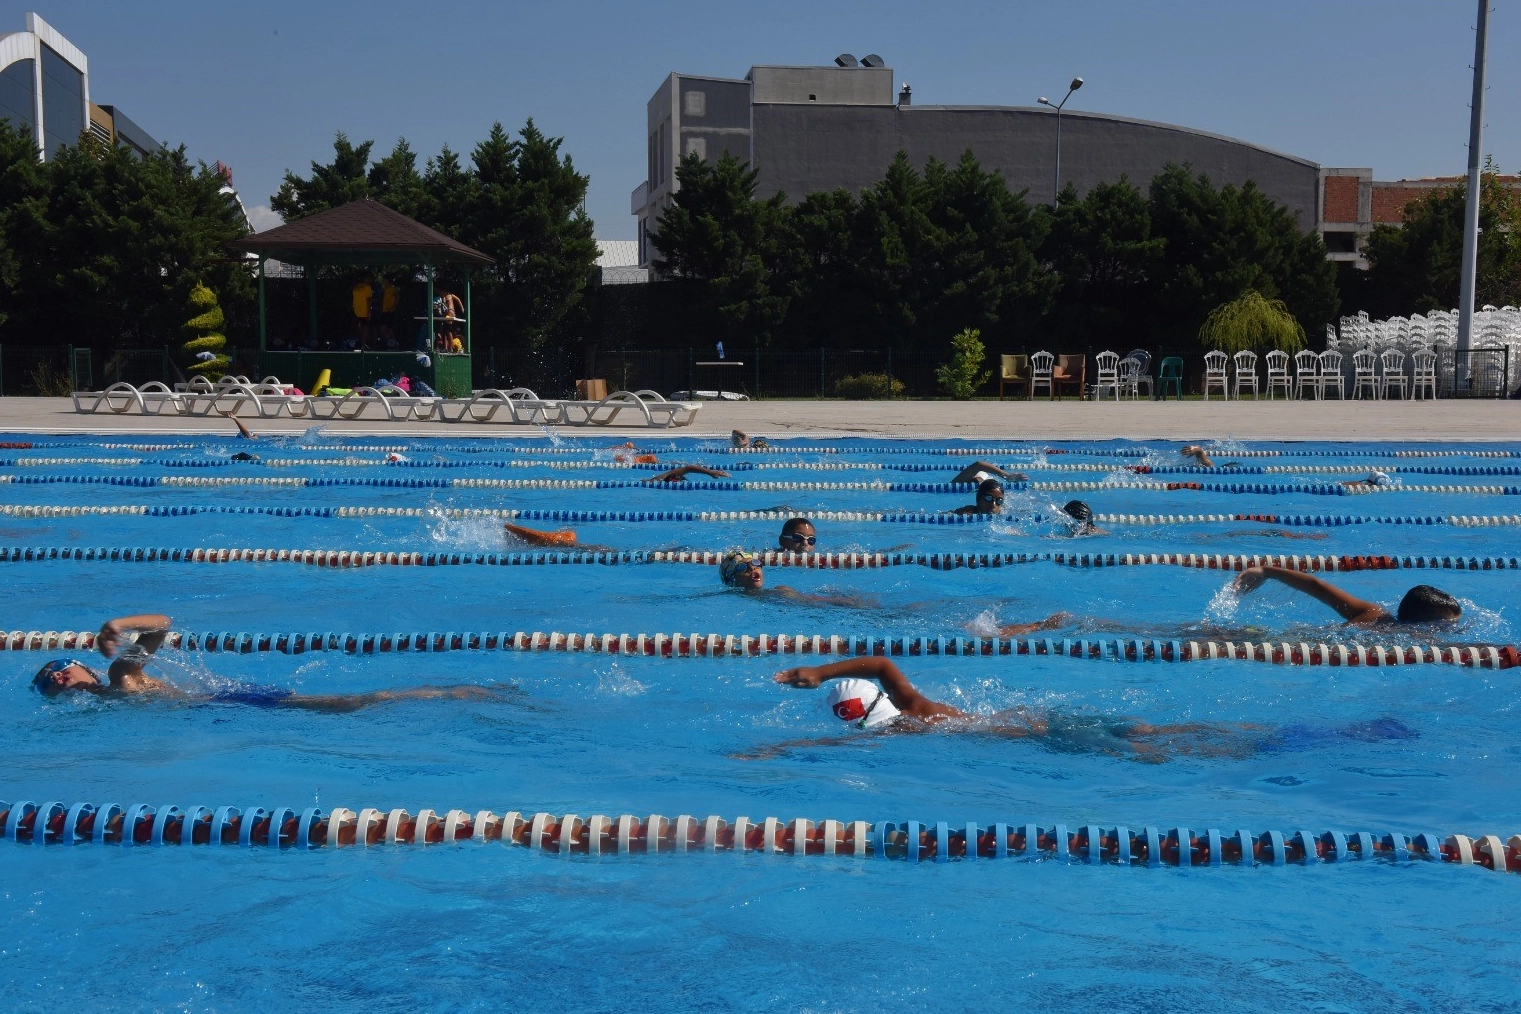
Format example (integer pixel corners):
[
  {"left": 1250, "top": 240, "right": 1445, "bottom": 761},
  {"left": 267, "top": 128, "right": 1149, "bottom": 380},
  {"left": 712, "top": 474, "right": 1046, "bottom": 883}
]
[{"left": 1037, "top": 77, "right": 1084, "bottom": 206}]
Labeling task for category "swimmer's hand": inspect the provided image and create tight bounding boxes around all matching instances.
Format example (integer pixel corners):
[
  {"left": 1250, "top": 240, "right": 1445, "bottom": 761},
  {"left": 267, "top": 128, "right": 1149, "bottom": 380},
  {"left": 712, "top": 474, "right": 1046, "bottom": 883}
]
[
  {"left": 774, "top": 666, "right": 823, "bottom": 688},
  {"left": 1234, "top": 567, "right": 1268, "bottom": 594},
  {"left": 96, "top": 618, "right": 126, "bottom": 658}
]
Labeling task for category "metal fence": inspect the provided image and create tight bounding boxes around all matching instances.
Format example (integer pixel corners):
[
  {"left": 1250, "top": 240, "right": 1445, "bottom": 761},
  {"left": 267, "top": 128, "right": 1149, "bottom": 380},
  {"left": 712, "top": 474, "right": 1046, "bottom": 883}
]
[{"left": 1440, "top": 346, "right": 1514, "bottom": 398}]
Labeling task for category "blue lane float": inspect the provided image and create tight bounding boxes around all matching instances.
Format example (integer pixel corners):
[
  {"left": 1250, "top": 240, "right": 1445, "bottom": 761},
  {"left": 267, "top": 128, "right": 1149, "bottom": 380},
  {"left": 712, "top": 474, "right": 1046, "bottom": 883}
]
[{"left": 2, "top": 800, "right": 1515, "bottom": 870}]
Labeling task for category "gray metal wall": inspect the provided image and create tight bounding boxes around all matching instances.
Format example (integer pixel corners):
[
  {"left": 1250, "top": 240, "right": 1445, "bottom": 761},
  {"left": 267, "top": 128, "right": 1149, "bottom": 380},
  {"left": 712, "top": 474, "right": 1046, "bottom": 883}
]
[{"left": 750, "top": 104, "right": 1320, "bottom": 228}]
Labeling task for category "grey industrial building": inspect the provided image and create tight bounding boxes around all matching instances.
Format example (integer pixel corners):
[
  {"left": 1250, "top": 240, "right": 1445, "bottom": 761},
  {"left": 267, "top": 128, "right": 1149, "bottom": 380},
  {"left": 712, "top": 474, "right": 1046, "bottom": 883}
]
[{"left": 633, "top": 60, "right": 1347, "bottom": 271}]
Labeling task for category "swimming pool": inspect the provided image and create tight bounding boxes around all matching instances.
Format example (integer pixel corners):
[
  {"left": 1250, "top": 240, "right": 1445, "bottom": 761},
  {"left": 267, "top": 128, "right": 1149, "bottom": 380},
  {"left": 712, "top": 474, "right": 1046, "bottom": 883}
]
[{"left": 2, "top": 433, "right": 1518, "bottom": 1010}]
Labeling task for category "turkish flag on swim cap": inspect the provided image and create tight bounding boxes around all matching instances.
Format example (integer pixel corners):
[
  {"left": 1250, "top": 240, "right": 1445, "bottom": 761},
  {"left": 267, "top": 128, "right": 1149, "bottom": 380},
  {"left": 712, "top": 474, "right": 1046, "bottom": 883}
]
[{"left": 832, "top": 698, "right": 867, "bottom": 721}]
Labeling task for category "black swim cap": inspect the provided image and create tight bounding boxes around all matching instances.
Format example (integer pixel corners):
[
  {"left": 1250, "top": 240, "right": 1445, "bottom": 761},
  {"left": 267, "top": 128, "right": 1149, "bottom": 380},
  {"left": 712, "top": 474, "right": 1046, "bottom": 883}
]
[{"left": 1063, "top": 500, "right": 1092, "bottom": 523}]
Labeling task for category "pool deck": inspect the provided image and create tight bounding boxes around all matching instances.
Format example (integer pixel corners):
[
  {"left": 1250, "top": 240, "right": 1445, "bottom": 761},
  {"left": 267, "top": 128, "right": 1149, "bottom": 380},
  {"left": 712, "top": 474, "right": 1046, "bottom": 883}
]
[{"left": 3, "top": 396, "right": 1519, "bottom": 442}]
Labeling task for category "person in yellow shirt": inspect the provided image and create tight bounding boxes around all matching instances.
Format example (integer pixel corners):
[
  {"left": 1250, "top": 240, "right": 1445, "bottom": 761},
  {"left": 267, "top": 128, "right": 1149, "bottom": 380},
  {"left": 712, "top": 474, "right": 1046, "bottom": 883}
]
[{"left": 351, "top": 275, "right": 374, "bottom": 345}]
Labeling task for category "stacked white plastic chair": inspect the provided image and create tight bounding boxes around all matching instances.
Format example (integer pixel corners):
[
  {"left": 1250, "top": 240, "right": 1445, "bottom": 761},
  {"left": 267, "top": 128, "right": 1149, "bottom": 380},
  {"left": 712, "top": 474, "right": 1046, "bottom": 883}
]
[
  {"left": 1351, "top": 349, "right": 1379, "bottom": 399},
  {"left": 1293, "top": 349, "right": 1320, "bottom": 399},
  {"left": 1379, "top": 348, "right": 1408, "bottom": 400}
]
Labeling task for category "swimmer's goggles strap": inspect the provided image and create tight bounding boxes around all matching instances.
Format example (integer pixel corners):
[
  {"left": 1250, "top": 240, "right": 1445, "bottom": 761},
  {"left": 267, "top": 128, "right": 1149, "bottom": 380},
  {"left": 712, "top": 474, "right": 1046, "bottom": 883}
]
[{"left": 857, "top": 688, "right": 887, "bottom": 729}]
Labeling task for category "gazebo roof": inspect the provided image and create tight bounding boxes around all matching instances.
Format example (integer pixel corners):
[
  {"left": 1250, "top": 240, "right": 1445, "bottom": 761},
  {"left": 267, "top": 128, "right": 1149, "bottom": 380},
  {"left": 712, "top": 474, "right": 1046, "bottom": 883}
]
[{"left": 230, "top": 198, "right": 494, "bottom": 267}]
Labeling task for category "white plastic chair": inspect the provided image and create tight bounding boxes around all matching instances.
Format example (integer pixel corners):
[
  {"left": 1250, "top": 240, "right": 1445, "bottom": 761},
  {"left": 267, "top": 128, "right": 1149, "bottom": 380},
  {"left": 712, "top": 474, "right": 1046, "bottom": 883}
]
[
  {"left": 1293, "top": 350, "right": 1320, "bottom": 399},
  {"left": 1351, "top": 348, "right": 1379, "bottom": 399},
  {"left": 1202, "top": 350, "right": 1229, "bottom": 400},
  {"left": 1232, "top": 350, "right": 1259, "bottom": 400},
  {"left": 1379, "top": 349, "right": 1408, "bottom": 400},
  {"left": 1411, "top": 350, "right": 1438, "bottom": 399},
  {"left": 1029, "top": 351, "right": 1055, "bottom": 400},
  {"left": 1092, "top": 350, "right": 1121, "bottom": 400},
  {"left": 1264, "top": 350, "right": 1291, "bottom": 399},
  {"left": 1318, "top": 350, "right": 1345, "bottom": 399}
]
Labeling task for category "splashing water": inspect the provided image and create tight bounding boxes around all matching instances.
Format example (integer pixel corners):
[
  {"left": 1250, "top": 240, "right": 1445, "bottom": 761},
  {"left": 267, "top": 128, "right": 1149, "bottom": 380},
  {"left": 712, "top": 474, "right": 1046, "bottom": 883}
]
[
  {"left": 596, "top": 661, "right": 646, "bottom": 697},
  {"left": 968, "top": 609, "right": 1001, "bottom": 637},
  {"left": 427, "top": 506, "right": 510, "bottom": 552},
  {"left": 1204, "top": 579, "right": 1242, "bottom": 624}
]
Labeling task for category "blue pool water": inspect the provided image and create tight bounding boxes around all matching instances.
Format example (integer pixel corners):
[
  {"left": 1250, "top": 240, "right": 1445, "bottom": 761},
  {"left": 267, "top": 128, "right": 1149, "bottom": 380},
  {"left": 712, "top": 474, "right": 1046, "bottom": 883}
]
[{"left": 2, "top": 433, "right": 1519, "bottom": 1011}]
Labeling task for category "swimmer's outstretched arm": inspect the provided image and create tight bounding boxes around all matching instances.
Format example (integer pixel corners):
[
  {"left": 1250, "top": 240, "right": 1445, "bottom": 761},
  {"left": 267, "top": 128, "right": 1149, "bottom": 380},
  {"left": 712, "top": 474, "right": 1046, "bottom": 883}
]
[
  {"left": 503, "top": 522, "right": 577, "bottom": 547},
  {"left": 273, "top": 684, "right": 506, "bottom": 714},
  {"left": 771, "top": 585, "right": 876, "bottom": 609},
  {"left": 773, "top": 657, "right": 965, "bottom": 721},
  {"left": 1181, "top": 445, "right": 1215, "bottom": 467},
  {"left": 644, "top": 464, "right": 731, "bottom": 483},
  {"left": 97, "top": 613, "right": 173, "bottom": 688},
  {"left": 1234, "top": 566, "right": 1387, "bottom": 624},
  {"left": 994, "top": 611, "right": 1071, "bottom": 637}
]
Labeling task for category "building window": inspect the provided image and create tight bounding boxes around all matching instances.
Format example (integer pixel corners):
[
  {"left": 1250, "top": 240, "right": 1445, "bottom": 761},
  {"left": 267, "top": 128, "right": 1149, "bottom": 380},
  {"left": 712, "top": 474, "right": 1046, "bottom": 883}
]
[
  {"left": 0, "top": 58, "right": 36, "bottom": 140},
  {"left": 1322, "top": 232, "right": 1357, "bottom": 254},
  {"left": 684, "top": 137, "right": 706, "bottom": 160},
  {"left": 683, "top": 90, "right": 705, "bottom": 117},
  {"left": 40, "top": 44, "right": 84, "bottom": 160}
]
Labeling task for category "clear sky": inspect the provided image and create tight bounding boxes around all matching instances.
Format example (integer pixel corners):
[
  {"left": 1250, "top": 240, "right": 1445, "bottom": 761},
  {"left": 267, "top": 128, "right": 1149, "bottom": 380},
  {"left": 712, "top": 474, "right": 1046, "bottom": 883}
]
[{"left": 12, "top": 0, "right": 1516, "bottom": 238}]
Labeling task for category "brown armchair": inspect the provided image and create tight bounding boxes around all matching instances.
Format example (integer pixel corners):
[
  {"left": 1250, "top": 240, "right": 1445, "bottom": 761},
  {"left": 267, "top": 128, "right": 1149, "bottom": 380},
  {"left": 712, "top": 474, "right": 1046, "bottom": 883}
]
[
  {"left": 999, "top": 354, "right": 1029, "bottom": 400},
  {"left": 1053, "top": 354, "right": 1086, "bottom": 399}
]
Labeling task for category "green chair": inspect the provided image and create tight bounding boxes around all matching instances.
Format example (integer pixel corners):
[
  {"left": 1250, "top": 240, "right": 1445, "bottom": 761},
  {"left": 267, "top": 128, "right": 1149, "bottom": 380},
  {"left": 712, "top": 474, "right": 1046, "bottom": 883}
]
[{"left": 1157, "top": 357, "right": 1184, "bottom": 400}]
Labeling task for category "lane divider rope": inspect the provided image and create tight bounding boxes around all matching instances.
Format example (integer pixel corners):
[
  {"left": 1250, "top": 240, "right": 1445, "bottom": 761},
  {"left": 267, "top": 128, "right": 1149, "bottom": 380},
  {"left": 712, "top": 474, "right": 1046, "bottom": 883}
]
[
  {"left": 8, "top": 503, "right": 1521, "bottom": 528},
  {"left": 5, "top": 628, "right": 1515, "bottom": 669},
  {"left": 2, "top": 801, "right": 1517, "bottom": 870},
  {"left": 0, "top": 545, "right": 1514, "bottom": 574},
  {"left": 0, "top": 504, "right": 993, "bottom": 524}
]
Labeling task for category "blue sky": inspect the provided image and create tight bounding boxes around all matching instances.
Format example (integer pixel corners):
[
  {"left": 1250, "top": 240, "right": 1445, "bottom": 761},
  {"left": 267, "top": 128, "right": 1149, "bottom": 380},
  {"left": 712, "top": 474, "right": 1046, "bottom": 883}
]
[{"left": 16, "top": 0, "right": 1517, "bottom": 238}]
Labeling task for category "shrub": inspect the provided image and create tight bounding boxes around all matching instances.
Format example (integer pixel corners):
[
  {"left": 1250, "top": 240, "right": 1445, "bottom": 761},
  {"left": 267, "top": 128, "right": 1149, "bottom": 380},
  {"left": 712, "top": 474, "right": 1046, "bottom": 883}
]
[
  {"left": 935, "top": 327, "right": 991, "bottom": 398},
  {"left": 182, "top": 282, "right": 230, "bottom": 377},
  {"left": 833, "top": 372, "right": 905, "bottom": 400},
  {"left": 1198, "top": 289, "right": 1306, "bottom": 354}
]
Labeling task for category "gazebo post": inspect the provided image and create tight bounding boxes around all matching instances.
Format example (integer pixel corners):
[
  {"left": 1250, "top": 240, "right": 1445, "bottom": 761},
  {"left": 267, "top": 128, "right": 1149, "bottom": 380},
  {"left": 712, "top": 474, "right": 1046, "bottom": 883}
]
[
  {"left": 464, "top": 271, "right": 473, "bottom": 354},
  {"left": 257, "top": 258, "right": 267, "bottom": 352},
  {"left": 426, "top": 264, "right": 436, "bottom": 351},
  {"left": 307, "top": 270, "right": 319, "bottom": 347}
]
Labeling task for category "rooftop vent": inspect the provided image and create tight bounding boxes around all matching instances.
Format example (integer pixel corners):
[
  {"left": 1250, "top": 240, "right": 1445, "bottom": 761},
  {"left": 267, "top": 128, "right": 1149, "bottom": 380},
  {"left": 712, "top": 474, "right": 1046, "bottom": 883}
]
[
  {"left": 834, "top": 54, "right": 859, "bottom": 68},
  {"left": 860, "top": 54, "right": 885, "bottom": 68}
]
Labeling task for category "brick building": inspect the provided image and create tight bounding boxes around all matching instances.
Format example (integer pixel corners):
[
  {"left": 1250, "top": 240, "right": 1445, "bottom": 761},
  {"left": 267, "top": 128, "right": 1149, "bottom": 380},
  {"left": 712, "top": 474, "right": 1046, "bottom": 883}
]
[{"left": 1319, "top": 169, "right": 1521, "bottom": 269}]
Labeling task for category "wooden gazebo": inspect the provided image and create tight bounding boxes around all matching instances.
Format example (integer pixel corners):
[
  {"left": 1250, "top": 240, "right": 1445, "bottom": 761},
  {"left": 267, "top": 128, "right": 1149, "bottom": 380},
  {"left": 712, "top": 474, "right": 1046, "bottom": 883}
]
[{"left": 229, "top": 199, "right": 494, "bottom": 396}]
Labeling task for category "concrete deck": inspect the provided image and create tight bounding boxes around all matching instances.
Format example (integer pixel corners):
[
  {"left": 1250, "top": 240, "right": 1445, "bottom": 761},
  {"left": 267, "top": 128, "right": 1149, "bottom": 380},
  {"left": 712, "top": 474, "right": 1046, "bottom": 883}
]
[{"left": 4, "top": 397, "right": 1519, "bottom": 442}]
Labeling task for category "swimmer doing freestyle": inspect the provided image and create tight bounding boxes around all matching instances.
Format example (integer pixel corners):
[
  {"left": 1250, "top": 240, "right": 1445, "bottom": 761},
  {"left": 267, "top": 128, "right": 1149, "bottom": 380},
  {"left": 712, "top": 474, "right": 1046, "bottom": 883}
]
[
  {"left": 752, "top": 657, "right": 1417, "bottom": 762},
  {"left": 32, "top": 614, "right": 506, "bottom": 712}
]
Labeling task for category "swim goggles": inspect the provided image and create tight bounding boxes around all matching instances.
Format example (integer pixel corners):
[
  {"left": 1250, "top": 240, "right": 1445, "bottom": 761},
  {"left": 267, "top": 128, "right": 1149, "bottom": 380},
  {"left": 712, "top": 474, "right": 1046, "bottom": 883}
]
[
  {"left": 781, "top": 533, "right": 817, "bottom": 546},
  {"left": 978, "top": 491, "right": 1004, "bottom": 504},
  {"left": 33, "top": 658, "right": 89, "bottom": 694}
]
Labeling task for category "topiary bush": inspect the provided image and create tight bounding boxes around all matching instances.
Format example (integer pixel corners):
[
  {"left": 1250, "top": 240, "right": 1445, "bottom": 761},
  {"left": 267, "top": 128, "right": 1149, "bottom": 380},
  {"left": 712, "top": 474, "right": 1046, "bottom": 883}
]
[
  {"left": 182, "top": 282, "right": 229, "bottom": 377},
  {"left": 935, "top": 327, "right": 991, "bottom": 398},
  {"left": 833, "top": 372, "right": 905, "bottom": 400}
]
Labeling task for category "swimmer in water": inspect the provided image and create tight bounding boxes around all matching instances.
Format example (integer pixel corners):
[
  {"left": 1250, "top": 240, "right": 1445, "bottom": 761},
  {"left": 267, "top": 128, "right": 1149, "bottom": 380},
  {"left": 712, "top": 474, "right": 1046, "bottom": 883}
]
[
  {"left": 719, "top": 550, "right": 872, "bottom": 607},
  {"left": 950, "top": 460, "right": 1028, "bottom": 484},
  {"left": 1343, "top": 470, "right": 1395, "bottom": 489},
  {"left": 1181, "top": 444, "right": 1214, "bottom": 467},
  {"left": 778, "top": 517, "right": 817, "bottom": 552},
  {"left": 32, "top": 613, "right": 507, "bottom": 713},
  {"left": 1234, "top": 566, "right": 1461, "bottom": 626},
  {"left": 1059, "top": 499, "right": 1109, "bottom": 536},
  {"left": 644, "top": 464, "right": 731, "bottom": 483},
  {"left": 751, "top": 657, "right": 1417, "bottom": 762},
  {"left": 952, "top": 479, "right": 1005, "bottom": 515},
  {"left": 731, "top": 430, "right": 769, "bottom": 449}
]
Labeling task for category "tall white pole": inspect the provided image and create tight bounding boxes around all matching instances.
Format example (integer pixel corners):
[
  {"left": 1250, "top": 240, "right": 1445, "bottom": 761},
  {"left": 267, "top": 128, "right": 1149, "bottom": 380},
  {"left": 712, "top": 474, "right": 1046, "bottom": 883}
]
[{"left": 1456, "top": 0, "right": 1490, "bottom": 357}]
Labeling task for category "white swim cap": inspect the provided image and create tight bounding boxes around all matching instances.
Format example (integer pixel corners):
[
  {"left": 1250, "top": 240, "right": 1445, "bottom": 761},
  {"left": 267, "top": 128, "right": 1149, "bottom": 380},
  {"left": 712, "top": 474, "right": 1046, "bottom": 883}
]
[
  {"left": 972, "top": 469, "right": 991, "bottom": 483},
  {"left": 1369, "top": 470, "right": 1392, "bottom": 486},
  {"left": 825, "top": 678, "right": 902, "bottom": 729}
]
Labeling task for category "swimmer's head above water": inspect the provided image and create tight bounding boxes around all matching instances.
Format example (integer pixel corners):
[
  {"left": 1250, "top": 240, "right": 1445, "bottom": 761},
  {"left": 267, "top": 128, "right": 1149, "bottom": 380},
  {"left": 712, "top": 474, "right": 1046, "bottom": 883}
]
[
  {"left": 1396, "top": 584, "right": 1461, "bottom": 623},
  {"left": 33, "top": 658, "right": 104, "bottom": 697},
  {"left": 719, "top": 549, "right": 764, "bottom": 590},
  {"left": 778, "top": 517, "right": 817, "bottom": 551},
  {"left": 825, "top": 677, "right": 902, "bottom": 729}
]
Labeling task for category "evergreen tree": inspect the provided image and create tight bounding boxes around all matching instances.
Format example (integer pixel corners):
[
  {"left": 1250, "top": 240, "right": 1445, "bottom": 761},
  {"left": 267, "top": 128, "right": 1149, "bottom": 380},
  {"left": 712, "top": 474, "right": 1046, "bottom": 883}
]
[
  {"left": 270, "top": 133, "right": 374, "bottom": 220},
  {"left": 182, "top": 282, "right": 228, "bottom": 375},
  {"left": 1042, "top": 177, "right": 1162, "bottom": 347},
  {"left": 652, "top": 151, "right": 790, "bottom": 345}
]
